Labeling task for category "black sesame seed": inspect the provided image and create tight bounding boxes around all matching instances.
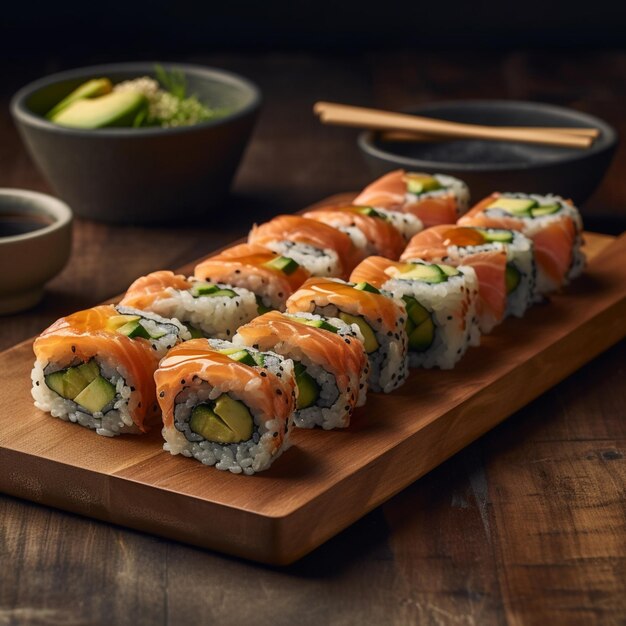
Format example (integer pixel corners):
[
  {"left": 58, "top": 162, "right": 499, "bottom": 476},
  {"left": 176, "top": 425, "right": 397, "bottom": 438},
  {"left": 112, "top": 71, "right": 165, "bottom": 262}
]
[
  {"left": 260, "top": 372, "right": 267, "bottom": 377},
  {"left": 278, "top": 292, "right": 283, "bottom": 298},
  {"left": 138, "top": 402, "right": 142, "bottom": 408},
  {"left": 71, "top": 346, "right": 76, "bottom": 353},
  {"left": 130, "top": 386, "right": 136, "bottom": 392},
  {"left": 181, "top": 379, "right": 185, "bottom": 385},
  {"left": 273, "top": 432, "right": 278, "bottom": 438},
  {"left": 387, "top": 331, "right": 393, "bottom": 337},
  {"left": 35, "top": 381, "right": 39, "bottom": 386},
  {"left": 276, "top": 389, "right": 282, "bottom": 395},
  {"left": 447, "top": 316, "right": 453, "bottom": 321},
  {"left": 359, "top": 383, "right": 364, "bottom": 389},
  {"left": 235, "top": 269, "right": 241, "bottom": 274},
  {"left": 159, "top": 391, "right": 165, "bottom": 397},
  {"left": 345, "top": 338, "right": 351, "bottom": 344},
  {"left": 226, "top": 329, "right": 230, "bottom": 336},
  {"left": 344, "top": 405, "right": 350, "bottom": 411}
]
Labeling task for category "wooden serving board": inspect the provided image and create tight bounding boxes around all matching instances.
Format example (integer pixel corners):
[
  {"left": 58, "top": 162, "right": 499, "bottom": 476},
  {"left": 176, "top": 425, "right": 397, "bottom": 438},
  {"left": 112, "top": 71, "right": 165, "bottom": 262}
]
[{"left": 1, "top": 228, "right": 625, "bottom": 565}]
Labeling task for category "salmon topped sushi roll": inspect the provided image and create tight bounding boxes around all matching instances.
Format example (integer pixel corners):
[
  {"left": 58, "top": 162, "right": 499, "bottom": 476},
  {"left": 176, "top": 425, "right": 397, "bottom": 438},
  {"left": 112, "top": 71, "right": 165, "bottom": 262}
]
[
  {"left": 353, "top": 169, "right": 470, "bottom": 228},
  {"left": 248, "top": 215, "right": 358, "bottom": 279},
  {"left": 234, "top": 310, "right": 368, "bottom": 430},
  {"left": 286, "top": 277, "right": 409, "bottom": 393},
  {"left": 401, "top": 225, "right": 534, "bottom": 333},
  {"left": 351, "top": 256, "right": 480, "bottom": 369},
  {"left": 155, "top": 338, "right": 297, "bottom": 474},
  {"left": 194, "top": 243, "right": 311, "bottom": 312},
  {"left": 120, "top": 270, "right": 259, "bottom": 339},
  {"left": 31, "top": 304, "right": 190, "bottom": 436},
  {"left": 458, "top": 192, "right": 584, "bottom": 295},
  {"left": 303, "top": 205, "right": 417, "bottom": 260}
]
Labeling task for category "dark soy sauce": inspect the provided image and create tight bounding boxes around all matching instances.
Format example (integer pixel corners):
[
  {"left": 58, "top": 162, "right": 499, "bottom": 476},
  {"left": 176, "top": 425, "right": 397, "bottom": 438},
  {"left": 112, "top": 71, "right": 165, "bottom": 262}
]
[{"left": 0, "top": 212, "right": 53, "bottom": 237}]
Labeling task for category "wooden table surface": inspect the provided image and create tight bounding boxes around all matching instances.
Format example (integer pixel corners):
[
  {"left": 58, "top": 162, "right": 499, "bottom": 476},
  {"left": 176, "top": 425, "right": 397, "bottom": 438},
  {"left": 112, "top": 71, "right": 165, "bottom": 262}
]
[{"left": 1, "top": 50, "right": 625, "bottom": 625}]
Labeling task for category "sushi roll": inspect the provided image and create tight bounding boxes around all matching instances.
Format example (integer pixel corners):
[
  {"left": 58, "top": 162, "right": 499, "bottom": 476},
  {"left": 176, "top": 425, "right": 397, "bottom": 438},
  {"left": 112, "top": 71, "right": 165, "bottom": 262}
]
[
  {"left": 353, "top": 169, "right": 470, "bottom": 228},
  {"left": 120, "top": 270, "right": 259, "bottom": 339},
  {"left": 234, "top": 310, "right": 368, "bottom": 430},
  {"left": 31, "top": 304, "right": 190, "bottom": 436},
  {"left": 303, "top": 205, "right": 409, "bottom": 261},
  {"left": 401, "top": 225, "right": 535, "bottom": 332},
  {"left": 458, "top": 192, "right": 585, "bottom": 295},
  {"left": 350, "top": 256, "right": 480, "bottom": 369},
  {"left": 194, "top": 243, "right": 311, "bottom": 312},
  {"left": 285, "top": 277, "right": 409, "bottom": 393},
  {"left": 248, "top": 215, "right": 359, "bottom": 279},
  {"left": 155, "top": 338, "right": 296, "bottom": 475}
]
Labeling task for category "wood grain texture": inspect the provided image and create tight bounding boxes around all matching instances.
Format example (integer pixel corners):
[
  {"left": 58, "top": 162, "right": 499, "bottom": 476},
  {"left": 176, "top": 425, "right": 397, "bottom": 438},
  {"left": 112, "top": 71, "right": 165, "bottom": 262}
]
[{"left": 1, "top": 232, "right": 624, "bottom": 565}]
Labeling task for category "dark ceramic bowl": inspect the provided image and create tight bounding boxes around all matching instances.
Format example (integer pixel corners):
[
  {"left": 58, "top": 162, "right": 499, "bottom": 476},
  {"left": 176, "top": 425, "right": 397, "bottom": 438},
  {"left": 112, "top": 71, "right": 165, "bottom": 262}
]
[
  {"left": 358, "top": 100, "right": 617, "bottom": 206},
  {"left": 11, "top": 62, "right": 261, "bottom": 224}
]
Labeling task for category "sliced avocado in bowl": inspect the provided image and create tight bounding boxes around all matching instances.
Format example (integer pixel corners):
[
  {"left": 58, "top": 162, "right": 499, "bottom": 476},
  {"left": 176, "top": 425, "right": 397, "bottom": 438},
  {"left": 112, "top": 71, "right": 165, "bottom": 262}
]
[{"left": 46, "top": 78, "right": 113, "bottom": 120}]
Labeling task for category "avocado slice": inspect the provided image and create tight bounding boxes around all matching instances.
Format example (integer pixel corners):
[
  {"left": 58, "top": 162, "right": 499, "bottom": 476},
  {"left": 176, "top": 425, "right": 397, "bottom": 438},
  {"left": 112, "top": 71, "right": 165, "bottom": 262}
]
[
  {"left": 107, "top": 314, "right": 141, "bottom": 331},
  {"left": 44, "top": 370, "right": 87, "bottom": 399},
  {"left": 73, "top": 376, "right": 116, "bottom": 414},
  {"left": 353, "top": 281, "right": 380, "bottom": 294},
  {"left": 338, "top": 312, "right": 379, "bottom": 353},
  {"left": 408, "top": 317, "right": 435, "bottom": 352},
  {"left": 437, "top": 264, "right": 460, "bottom": 277},
  {"left": 213, "top": 395, "right": 254, "bottom": 441},
  {"left": 208, "top": 289, "right": 237, "bottom": 298},
  {"left": 505, "top": 264, "right": 521, "bottom": 294},
  {"left": 255, "top": 296, "right": 273, "bottom": 315},
  {"left": 51, "top": 91, "right": 148, "bottom": 129},
  {"left": 189, "top": 404, "right": 236, "bottom": 444},
  {"left": 294, "top": 363, "right": 320, "bottom": 409},
  {"left": 77, "top": 360, "right": 100, "bottom": 383},
  {"left": 263, "top": 256, "right": 300, "bottom": 275},
  {"left": 480, "top": 228, "right": 514, "bottom": 244},
  {"left": 397, "top": 263, "right": 446, "bottom": 284},
  {"left": 487, "top": 197, "right": 537, "bottom": 216},
  {"left": 531, "top": 204, "right": 561, "bottom": 217},
  {"left": 404, "top": 173, "right": 441, "bottom": 194},
  {"left": 403, "top": 296, "right": 431, "bottom": 326},
  {"left": 287, "top": 316, "right": 339, "bottom": 333},
  {"left": 46, "top": 78, "right": 113, "bottom": 120}
]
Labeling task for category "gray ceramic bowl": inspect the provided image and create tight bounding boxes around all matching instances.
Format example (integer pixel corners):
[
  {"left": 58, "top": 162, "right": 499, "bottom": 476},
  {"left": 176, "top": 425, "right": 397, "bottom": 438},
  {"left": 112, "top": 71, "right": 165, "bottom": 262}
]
[
  {"left": 0, "top": 189, "right": 72, "bottom": 314},
  {"left": 11, "top": 62, "right": 261, "bottom": 224},
  {"left": 358, "top": 100, "right": 618, "bottom": 206}
]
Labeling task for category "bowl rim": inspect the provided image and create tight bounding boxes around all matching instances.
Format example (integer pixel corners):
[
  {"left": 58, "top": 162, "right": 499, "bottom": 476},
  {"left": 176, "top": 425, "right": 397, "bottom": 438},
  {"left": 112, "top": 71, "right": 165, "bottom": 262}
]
[
  {"left": 0, "top": 188, "right": 72, "bottom": 243},
  {"left": 357, "top": 99, "right": 618, "bottom": 172},
  {"left": 10, "top": 61, "right": 262, "bottom": 137}
]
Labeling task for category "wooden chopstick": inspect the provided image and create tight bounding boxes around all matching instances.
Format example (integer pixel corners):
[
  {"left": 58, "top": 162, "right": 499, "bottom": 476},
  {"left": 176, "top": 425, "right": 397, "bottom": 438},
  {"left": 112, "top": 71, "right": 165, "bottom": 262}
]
[
  {"left": 314, "top": 102, "right": 596, "bottom": 149},
  {"left": 379, "top": 128, "right": 599, "bottom": 143}
]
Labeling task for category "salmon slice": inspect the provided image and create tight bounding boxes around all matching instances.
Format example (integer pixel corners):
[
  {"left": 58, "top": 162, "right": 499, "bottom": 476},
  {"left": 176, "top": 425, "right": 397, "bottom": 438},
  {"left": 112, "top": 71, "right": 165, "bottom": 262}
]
[
  {"left": 33, "top": 305, "right": 161, "bottom": 431},
  {"left": 303, "top": 206, "right": 406, "bottom": 260},
  {"left": 121, "top": 271, "right": 192, "bottom": 309},
  {"left": 155, "top": 339, "right": 295, "bottom": 456},
  {"left": 194, "top": 243, "right": 311, "bottom": 308},
  {"left": 354, "top": 169, "right": 460, "bottom": 228},
  {"left": 401, "top": 226, "right": 507, "bottom": 332},
  {"left": 286, "top": 276, "right": 403, "bottom": 331},
  {"left": 249, "top": 215, "right": 358, "bottom": 279}
]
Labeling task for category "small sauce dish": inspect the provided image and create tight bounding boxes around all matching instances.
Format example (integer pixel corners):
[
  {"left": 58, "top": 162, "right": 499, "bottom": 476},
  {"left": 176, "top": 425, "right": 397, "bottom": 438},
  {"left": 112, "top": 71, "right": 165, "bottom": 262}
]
[{"left": 0, "top": 189, "right": 72, "bottom": 314}]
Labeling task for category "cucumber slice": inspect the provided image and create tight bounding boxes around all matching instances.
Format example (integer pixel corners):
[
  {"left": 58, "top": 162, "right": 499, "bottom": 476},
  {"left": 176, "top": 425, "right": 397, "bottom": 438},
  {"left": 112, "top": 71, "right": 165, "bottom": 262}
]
[
  {"left": 44, "top": 362, "right": 100, "bottom": 400},
  {"left": 437, "top": 264, "right": 460, "bottom": 277},
  {"left": 190, "top": 282, "right": 220, "bottom": 297},
  {"left": 117, "top": 320, "right": 151, "bottom": 339},
  {"left": 189, "top": 404, "right": 235, "bottom": 444},
  {"left": 185, "top": 324, "right": 204, "bottom": 339},
  {"left": 214, "top": 395, "right": 254, "bottom": 442},
  {"left": 531, "top": 204, "right": 561, "bottom": 217},
  {"left": 73, "top": 376, "right": 116, "bottom": 414},
  {"left": 256, "top": 296, "right": 273, "bottom": 315},
  {"left": 225, "top": 349, "right": 257, "bottom": 366},
  {"left": 397, "top": 263, "right": 446, "bottom": 284},
  {"left": 404, "top": 173, "right": 441, "bottom": 194},
  {"left": 293, "top": 362, "right": 320, "bottom": 410},
  {"left": 263, "top": 256, "right": 300, "bottom": 274},
  {"left": 44, "top": 371, "right": 74, "bottom": 399},
  {"left": 505, "top": 264, "right": 521, "bottom": 294},
  {"left": 106, "top": 314, "right": 140, "bottom": 331},
  {"left": 286, "top": 315, "right": 339, "bottom": 333},
  {"left": 338, "top": 312, "right": 379, "bottom": 353},
  {"left": 208, "top": 289, "right": 237, "bottom": 298},
  {"left": 487, "top": 197, "right": 537, "bottom": 216},
  {"left": 354, "top": 206, "right": 384, "bottom": 219},
  {"left": 353, "top": 281, "right": 380, "bottom": 294},
  {"left": 481, "top": 229, "right": 514, "bottom": 244},
  {"left": 408, "top": 317, "right": 435, "bottom": 352},
  {"left": 252, "top": 352, "right": 266, "bottom": 367},
  {"left": 402, "top": 296, "right": 431, "bottom": 326}
]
